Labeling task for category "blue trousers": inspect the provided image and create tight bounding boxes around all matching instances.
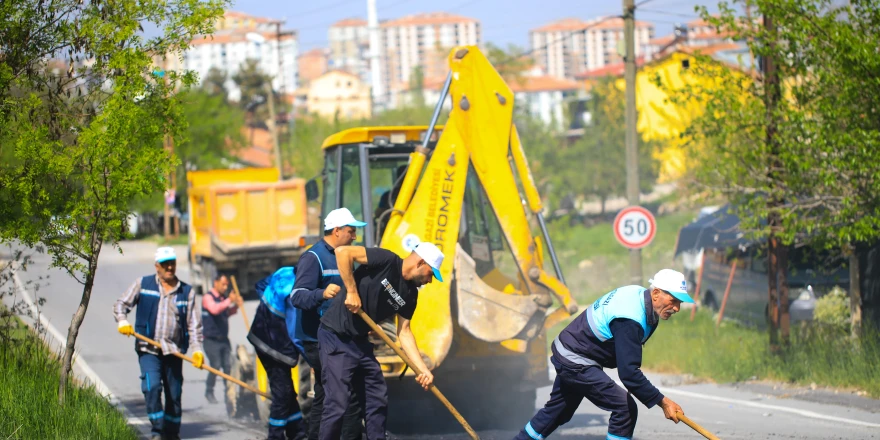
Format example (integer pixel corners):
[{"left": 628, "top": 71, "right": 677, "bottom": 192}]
[
  {"left": 256, "top": 351, "right": 305, "bottom": 440},
  {"left": 515, "top": 356, "right": 638, "bottom": 440},
  {"left": 318, "top": 326, "right": 387, "bottom": 440},
  {"left": 138, "top": 352, "right": 184, "bottom": 437}
]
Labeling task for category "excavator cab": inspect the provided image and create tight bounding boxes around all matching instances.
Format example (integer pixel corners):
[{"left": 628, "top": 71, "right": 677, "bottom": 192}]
[{"left": 308, "top": 46, "right": 580, "bottom": 429}]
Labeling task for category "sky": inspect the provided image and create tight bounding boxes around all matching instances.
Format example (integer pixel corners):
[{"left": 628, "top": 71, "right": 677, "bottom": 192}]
[{"left": 228, "top": 0, "right": 721, "bottom": 53}]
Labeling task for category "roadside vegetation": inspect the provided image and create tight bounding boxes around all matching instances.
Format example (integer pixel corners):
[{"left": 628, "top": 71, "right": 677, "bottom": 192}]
[
  {"left": 0, "top": 310, "right": 137, "bottom": 439},
  {"left": 645, "top": 309, "right": 880, "bottom": 398}
]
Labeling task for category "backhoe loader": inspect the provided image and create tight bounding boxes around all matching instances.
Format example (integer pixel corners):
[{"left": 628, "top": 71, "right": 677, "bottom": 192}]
[{"left": 296, "top": 45, "right": 581, "bottom": 430}]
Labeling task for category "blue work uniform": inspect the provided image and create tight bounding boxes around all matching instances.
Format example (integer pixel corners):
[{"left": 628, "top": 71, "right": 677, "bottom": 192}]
[
  {"left": 516, "top": 285, "right": 663, "bottom": 440},
  {"left": 290, "top": 239, "right": 364, "bottom": 440},
  {"left": 247, "top": 268, "right": 305, "bottom": 440}
]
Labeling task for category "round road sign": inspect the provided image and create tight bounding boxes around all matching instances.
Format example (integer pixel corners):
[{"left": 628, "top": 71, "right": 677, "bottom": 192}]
[{"left": 613, "top": 206, "right": 656, "bottom": 249}]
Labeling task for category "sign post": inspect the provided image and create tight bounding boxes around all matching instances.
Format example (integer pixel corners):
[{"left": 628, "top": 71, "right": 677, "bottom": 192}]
[{"left": 613, "top": 206, "right": 656, "bottom": 250}]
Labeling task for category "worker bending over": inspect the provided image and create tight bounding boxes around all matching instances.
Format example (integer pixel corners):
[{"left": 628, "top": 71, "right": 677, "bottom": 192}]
[
  {"left": 318, "top": 242, "right": 444, "bottom": 440},
  {"left": 516, "top": 269, "right": 691, "bottom": 440}
]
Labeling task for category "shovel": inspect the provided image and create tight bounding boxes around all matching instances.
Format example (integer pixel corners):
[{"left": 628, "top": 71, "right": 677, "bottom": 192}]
[
  {"left": 129, "top": 332, "right": 271, "bottom": 400},
  {"left": 356, "top": 310, "right": 480, "bottom": 440},
  {"left": 676, "top": 412, "right": 721, "bottom": 440}
]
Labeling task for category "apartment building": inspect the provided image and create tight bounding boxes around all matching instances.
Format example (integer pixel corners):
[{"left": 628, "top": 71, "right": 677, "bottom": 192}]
[
  {"left": 298, "top": 48, "right": 329, "bottom": 86},
  {"left": 379, "top": 12, "right": 480, "bottom": 105},
  {"left": 183, "top": 11, "right": 298, "bottom": 102},
  {"left": 328, "top": 18, "right": 370, "bottom": 83},
  {"left": 530, "top": 17, "right": 653, "bottom": 80}
]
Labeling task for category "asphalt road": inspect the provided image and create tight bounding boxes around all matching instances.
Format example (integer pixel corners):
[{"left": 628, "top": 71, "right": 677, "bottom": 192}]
[{"left": 3, "top": 241, "right": 880, "bottom": 440}]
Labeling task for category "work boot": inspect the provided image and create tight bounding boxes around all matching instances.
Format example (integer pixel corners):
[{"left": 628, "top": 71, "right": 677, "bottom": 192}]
[{"left": 205, "top": 392, "right": 218, "bottom": 404}]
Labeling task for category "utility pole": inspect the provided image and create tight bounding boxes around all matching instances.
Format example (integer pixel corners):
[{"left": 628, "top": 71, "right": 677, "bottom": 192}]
[
  {"left": 265, "top": 81, "right": 282, "bottom": 179},
  {"left": 623, "top": 0, "right": 642, "bottom": 285},
  {"left": 763, "top": 14, "right": 788, "bottom": 350},
  {"left": 275, "top": 20, "right": 287, "bottom": 179},
  {"left": 367, "top": 0, "right": 383, "bottom": 111}
]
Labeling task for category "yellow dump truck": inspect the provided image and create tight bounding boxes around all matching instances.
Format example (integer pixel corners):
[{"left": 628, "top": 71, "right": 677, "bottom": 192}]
[
  {"left": 186, "top": 167, "right": 313, "bottom": 296},
  {"left": 302, "top": 46, "right": 580, "bottom": 430}
]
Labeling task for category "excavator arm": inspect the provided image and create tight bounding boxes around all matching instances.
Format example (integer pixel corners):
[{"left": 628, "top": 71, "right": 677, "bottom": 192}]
[{"left": 379, "top": 46, "right": 578, "bottom": 370}]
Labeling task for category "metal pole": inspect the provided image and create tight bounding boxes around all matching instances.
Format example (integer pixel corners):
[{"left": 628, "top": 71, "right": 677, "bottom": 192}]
[
  {"left": 422, "top": 71, "right": 452, "bottom": 153},
  {"left": 623, "top": 0, "right": 642, "bottom": 285},
  {"left": 537, "top": 213, "right": 566, "bottom": 284}
]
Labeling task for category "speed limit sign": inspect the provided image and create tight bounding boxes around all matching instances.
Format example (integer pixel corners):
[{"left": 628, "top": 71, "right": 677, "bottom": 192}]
[{"left": 613, "top": 206, "right": 656, "bottom": 249}]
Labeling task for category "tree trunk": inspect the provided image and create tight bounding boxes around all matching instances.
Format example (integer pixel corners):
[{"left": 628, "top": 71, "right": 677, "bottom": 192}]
[
  {"left": 58, "top": 239, "right": 103, "bottom": 404},
  {"left": 778, "top": 243, "right": 790, "bottom": 345},
  {"left": 768, "top": 234, "right": 780, "bottom": 351},
  {"left": 849, "top": 249, "right": 862, "bottom": 339},
  {"left": 600, "top": 196, "right": 606, "bottom": 215}
]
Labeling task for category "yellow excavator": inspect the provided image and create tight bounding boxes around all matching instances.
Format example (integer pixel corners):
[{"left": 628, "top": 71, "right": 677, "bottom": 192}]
[
  {"left": 231, "top": 45, "right": 580, "bottom": 430},
  {"left": 302, "top": 45, "right": 579, "bottom": 429}
]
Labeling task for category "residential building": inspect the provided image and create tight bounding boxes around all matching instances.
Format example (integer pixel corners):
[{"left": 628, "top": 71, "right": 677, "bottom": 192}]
[
  {"left": 380, "top": 12, "right": 480, "bottom": 107},
  {"left": 418, "top": 67, "right": 582, "bottom": 130},
  {"left": 328, "top": 18, "right": 370, "bottom": 83},
  {"left": 298, "top": 48, "right": 329, "bottom": 86},
  {"left": 306, "top": 70, "right": 372, "bottom": 120},
  {"left": 183, "top": 11, "right": 298, "bottom": 102},
  {"left": 530, "top": 17, "right": 653, "bottom": 80}
]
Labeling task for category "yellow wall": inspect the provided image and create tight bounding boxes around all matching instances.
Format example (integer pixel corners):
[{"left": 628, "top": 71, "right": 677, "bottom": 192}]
[
  {"left": 306, "top": 71, "right": 372, "bottom": 120},
  {"left": 611, "top": 52, "right": 745, "bottom": 182}
]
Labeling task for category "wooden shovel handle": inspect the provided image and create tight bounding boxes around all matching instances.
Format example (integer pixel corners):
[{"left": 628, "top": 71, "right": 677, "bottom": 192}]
[
  {"left": 131, "top": 332, "right": 270, "bottom": 400},
  {"left": 355, "top": 310, "right": 480, "bottom": 440},
  {"left": 677, "top": 412, "right": 720, "bottom": 440}
]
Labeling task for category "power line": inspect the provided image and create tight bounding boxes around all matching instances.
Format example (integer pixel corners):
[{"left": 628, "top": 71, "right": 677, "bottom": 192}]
[{"left": 637, "top": 8, "right": 700, "bottom": 19}]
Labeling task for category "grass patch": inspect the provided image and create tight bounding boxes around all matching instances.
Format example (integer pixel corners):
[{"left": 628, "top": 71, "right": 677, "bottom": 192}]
[
  {"left": 143, "top": 233, "right": 188, "bottom": 246},
  {"left": 644, "top": 310, "right": 880, "bottom": 397},
  {"left": 0, "top": 316, "right": 138, "bottom": 439}
]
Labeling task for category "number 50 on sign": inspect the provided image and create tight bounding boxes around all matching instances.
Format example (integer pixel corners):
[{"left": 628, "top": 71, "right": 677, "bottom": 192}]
[{"left": 613, "top": 206, "right": 656, "bottom": 249}]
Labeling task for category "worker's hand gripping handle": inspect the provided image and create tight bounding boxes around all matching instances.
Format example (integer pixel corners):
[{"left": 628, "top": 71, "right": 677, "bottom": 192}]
[{"left": 355, "top": 310, "right": 480, "bottom": 440}]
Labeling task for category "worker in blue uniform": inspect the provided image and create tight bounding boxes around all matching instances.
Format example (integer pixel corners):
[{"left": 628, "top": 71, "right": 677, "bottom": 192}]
[
  {"left": 516, "top": 269, "right": 693, "bottom": 440},
  {"left": 248, "top": 267, "right": 306, "bottom": 440},
  {"left": 290, "top": 207, "right": 367, "bottom": 440}
]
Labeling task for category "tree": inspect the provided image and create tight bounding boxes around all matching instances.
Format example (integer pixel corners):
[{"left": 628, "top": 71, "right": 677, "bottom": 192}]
[
  {"left": 664, "top": 0, "right": 880, "bottom": 342},
  {"left": 173, "top": 89, "right": 247, "bottom": 209},
  {"left": 0, "top": 0, "right": 227, "bottom": 402},
  {"left": 484, "top": 42, "right": 532, "bottom": 87},
  {"left": 232, "top": 59, "right": 273, "bottom": 116},
  {"left": 408, "top": 65, "right": 425, "bottom": 108},
  {"left": 203, "top": 67, "right": 229, "bottom": 98}
]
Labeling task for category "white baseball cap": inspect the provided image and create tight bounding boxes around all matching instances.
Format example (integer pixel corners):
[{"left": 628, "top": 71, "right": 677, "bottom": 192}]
[
  {"left": 649, "top": 269, "right": 694, "bottom": 303},
  {"left": 324, "top": 208, "right": 368, "bottom": 231},
  {"left": 413, "top": 242, "right": 444, "bottom": 282},
  {"left": 155, "top": 246, "right": 177, "bottom": 263}
]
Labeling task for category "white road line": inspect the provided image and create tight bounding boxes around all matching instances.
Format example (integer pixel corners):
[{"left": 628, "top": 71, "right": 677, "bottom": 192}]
[
  {"left": 658, "top": 386, "right": 880, "bottom": 429},
  {"left": 11, "top": 266, "right": 152, "bottom": 436},
  {"left": 607, "top": 376, "right": 880, "bottom": 429}
]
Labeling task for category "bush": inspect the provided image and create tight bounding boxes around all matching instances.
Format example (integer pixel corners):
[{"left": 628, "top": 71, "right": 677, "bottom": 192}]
[{"left": 813, "top": 286, "right": 851, "bottom": 332}]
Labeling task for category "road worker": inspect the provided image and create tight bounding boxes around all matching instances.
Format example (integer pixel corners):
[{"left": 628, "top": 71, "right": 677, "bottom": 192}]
[
  {"left": 516, "top": 269, "right": 692, "bottom": 440},
  {"left": 114, "top": 246, "right": 204, "bottom": 440},
  {"left": 201, "top": 273, "right": 239, "bottom": 405},
  {"left": 248, "top": 266, "right": 306, "bottom": 440},
  {"left": 318, "top": 241, "right": 444, "bottom": 440},
  {"left": 290, "top": 208, "right": 367, "bottom": 440}
]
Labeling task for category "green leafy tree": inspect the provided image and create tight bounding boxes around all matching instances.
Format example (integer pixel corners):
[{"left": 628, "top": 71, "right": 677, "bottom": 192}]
[
  {"left": 232, "top": 59, "right": 273, "bottom": 116},
  {"left": 203, "top": 66, "right": 229, "bottom": 98},
  {"left": 0, "top": 0, "right": 227, "bottom": 402},
  {"left": 408, "top": 65, "right": 425, "bottom": 108},
  {"left": 664, "top": 0, "right": 880, "bottom": 341},
  {"left": 484, "top": 42, "right": 532, "bottom": 87}
]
